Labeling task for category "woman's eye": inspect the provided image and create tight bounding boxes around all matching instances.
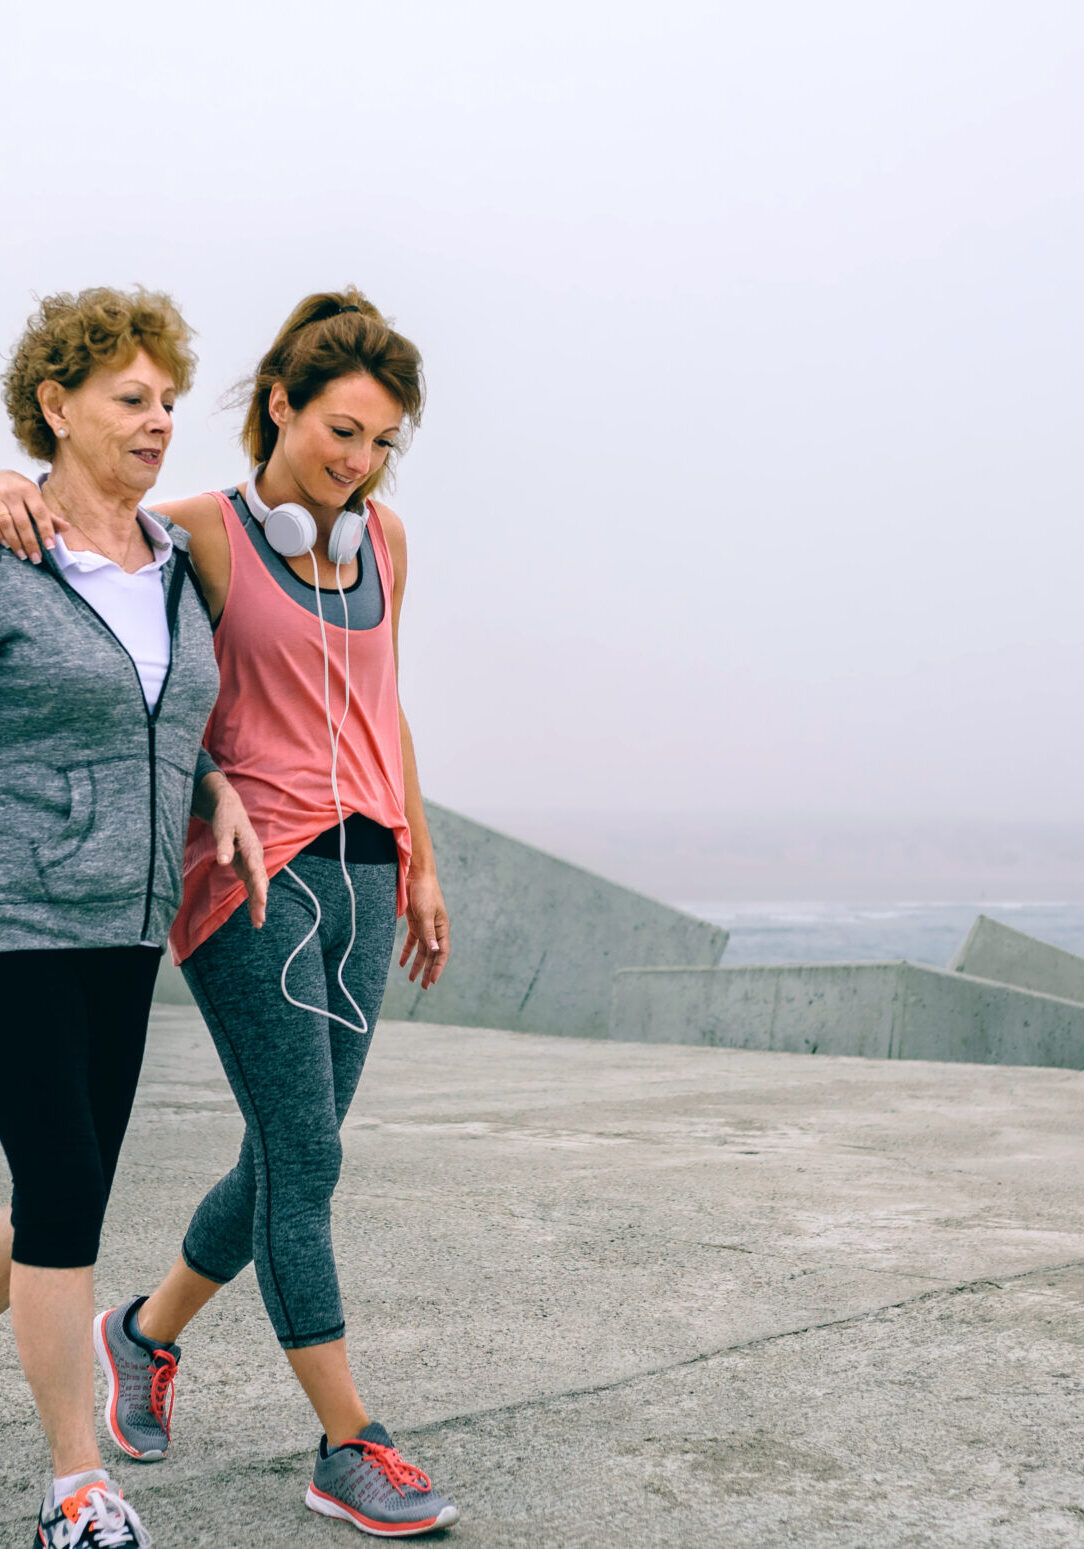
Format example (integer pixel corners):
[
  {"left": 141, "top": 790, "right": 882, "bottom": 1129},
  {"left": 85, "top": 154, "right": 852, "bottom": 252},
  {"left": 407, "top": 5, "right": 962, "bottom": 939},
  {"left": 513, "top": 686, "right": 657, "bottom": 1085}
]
[
  {"left": 331, "top": 427, "right": 352, "bottom": 439},
  {"left": 376, "top": 438, "right": 395, "bottom": 451}
]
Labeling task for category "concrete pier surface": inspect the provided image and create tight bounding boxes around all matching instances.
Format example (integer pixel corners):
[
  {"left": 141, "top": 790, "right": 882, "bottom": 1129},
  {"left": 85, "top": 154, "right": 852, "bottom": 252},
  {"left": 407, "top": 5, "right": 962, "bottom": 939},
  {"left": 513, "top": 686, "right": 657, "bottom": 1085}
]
[{"left": 2, "top": 1008, "right": 1083, "bottom": 1547}]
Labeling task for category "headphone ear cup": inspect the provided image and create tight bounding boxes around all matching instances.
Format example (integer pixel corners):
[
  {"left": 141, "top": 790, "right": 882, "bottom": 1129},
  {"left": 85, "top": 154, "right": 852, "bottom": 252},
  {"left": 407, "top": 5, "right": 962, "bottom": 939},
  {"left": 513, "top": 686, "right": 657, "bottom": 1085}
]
[
  {"left": 264, "top": 502, "right": 318, "bottom": 557},
  {"left": 327, "top": 510, "right": 366, "bottom": 566}
]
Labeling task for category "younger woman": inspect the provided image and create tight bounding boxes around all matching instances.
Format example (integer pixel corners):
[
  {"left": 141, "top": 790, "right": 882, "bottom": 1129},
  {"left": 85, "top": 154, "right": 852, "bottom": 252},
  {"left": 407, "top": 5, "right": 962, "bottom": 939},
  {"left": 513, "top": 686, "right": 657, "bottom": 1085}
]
[{"left": 0, "top": 290, "right": 457, "bottom": 1537}]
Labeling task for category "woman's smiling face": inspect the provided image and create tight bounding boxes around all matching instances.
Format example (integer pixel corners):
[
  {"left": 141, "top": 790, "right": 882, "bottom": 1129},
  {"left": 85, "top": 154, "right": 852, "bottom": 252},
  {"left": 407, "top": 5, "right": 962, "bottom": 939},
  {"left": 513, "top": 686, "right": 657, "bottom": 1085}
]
[
  {"left": 267, "top": 371, "right": 403, "bottom": 511},
  {"left": 39, "top": 347, "right": 176, "bottom": 498}
]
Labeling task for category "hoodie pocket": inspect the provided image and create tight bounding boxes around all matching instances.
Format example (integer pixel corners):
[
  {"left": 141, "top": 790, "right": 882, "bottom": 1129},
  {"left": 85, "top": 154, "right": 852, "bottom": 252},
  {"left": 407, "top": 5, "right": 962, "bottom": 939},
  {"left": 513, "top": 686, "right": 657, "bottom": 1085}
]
[
  {"left": 32, "top": 757, "right": 148, "bottom": 903},
  {"left": 153, "top": 755, "right": 196, "bottom": 914},
  {"left": 0, "top": 771, "right": 50, "bottom": 903}
]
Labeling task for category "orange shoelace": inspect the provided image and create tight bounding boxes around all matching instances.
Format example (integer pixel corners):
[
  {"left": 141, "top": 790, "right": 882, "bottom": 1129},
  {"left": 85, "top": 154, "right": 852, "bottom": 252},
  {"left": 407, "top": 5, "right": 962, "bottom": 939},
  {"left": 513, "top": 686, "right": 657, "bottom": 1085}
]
[
  {"left": 62, "top": 1483, "right": 113, "bottom": 1524},
  {"left": 360, "top": 1441, "right": 432, "bottom": 1496},
  {"left": 61, "top": 1482, "right": 131, "bottom": 1541},
  {"left": 149, "top": 1349, "right": 178, "bottom": 1439}
]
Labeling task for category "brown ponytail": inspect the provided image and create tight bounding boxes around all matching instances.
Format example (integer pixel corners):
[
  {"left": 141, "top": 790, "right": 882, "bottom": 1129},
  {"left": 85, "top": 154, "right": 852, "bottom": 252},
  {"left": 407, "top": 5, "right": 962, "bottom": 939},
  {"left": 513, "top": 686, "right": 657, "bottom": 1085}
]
[{"left": 240, "top": 287, "right": 424, "bottom": 503}]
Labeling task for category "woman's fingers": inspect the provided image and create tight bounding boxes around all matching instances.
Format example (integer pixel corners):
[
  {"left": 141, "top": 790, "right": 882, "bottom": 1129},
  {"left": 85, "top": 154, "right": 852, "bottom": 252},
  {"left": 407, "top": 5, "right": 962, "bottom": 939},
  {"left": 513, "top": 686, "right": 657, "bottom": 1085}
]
[
  {"left": 0, "top": 502, "right": 38, "bottom": 562},
  {"left": 407, "top": 933, "right": 429, "bottom": 983},
  {"left": 404, "top": 931, "right": 430, "bottom": 983},
  {"left": 407, "top": 911, "right": 449, "bottom": 989},
  {"left": 0, "top": 486, "right": 66, "bottom": 564},
  {"left": 399, "top": 924, "right": 419, "bottom": 969},
  {"left": 422, "top": 915, "right": 450, "bottom": 989},
  {"left": 233, "top": 828, "right": 269, "bottom": 929},
  {"left": 210, "top": 790, "right": 268, "bottom": 929},
  {"left": 401, "top": 893, "right": 450, "bottom": 986}
]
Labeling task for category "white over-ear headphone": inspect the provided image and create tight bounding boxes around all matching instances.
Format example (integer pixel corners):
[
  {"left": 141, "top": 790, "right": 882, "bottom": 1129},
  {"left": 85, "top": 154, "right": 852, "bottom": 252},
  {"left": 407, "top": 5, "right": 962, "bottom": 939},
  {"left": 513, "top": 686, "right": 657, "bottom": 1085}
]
[{"left": 245, "top": 468, "right": 368, "bottom": 564}]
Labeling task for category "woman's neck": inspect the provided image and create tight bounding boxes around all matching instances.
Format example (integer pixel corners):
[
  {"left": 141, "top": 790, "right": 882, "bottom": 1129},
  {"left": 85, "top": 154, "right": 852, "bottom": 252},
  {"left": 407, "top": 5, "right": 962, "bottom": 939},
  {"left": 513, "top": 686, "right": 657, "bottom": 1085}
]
[
  {"left": 255, "top": 461, "right": 342, "bottom": 534},
  {"left": 43, "top": 457, "right": 152, "bottom": 571},
  {"left": 44, "top": 458, "right": 144, "bottom": 540},
  {"left": 247, "top": 466, "right": 357, "bottom": 587}
]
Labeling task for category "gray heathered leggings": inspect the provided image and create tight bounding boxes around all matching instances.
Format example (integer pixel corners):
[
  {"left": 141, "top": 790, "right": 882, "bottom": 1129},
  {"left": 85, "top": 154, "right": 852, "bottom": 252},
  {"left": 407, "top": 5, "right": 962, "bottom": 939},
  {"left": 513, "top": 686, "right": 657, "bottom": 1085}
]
[{"left": 180, "top": 853, "right": 398, "bottom": 1349}]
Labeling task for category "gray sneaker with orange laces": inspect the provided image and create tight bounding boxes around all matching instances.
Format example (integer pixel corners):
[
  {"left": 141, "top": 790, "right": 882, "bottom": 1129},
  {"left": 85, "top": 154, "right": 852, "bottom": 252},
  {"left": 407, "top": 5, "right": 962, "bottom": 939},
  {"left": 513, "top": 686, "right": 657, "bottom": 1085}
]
[
  {"left": 35, "top": 1473, "right": 151, "bottom": 1547},
  {"left": 93, "top": 1297, "right": 180, "bottom": 1463},
  {"left": 306, "top": 1423, "right": 459, "bottom": 1537}
]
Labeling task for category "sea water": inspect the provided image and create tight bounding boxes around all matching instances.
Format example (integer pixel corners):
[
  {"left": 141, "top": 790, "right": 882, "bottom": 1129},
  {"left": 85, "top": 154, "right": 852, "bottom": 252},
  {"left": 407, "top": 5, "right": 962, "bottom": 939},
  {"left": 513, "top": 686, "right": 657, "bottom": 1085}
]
[{"left": 685, "top": 902, "right": 1084, "bottom": 968}]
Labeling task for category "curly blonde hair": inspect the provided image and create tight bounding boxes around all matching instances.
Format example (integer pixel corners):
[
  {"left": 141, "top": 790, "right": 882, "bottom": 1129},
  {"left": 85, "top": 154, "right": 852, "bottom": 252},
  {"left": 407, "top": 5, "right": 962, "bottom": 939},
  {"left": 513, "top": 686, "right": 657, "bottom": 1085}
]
[{"left": 2, "top": 286, "right": 197, "bottom": 460}]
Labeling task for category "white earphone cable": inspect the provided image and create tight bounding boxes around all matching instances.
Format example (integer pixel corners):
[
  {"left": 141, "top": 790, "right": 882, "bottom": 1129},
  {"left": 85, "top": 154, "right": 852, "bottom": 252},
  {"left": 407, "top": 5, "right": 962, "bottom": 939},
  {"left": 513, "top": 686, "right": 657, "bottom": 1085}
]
[
  {"left": 280, "top": 550, "right": 367, "bottom": 1037},
  {"left": 332, "top": 558, "right": 361, "bottom": 1025}
]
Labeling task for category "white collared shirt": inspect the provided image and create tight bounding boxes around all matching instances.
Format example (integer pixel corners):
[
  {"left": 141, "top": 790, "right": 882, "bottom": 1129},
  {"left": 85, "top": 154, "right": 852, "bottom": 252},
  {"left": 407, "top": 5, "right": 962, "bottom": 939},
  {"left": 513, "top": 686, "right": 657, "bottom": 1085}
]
[{"left": 54, "top": 507, "right": 173, "bottom": 711}]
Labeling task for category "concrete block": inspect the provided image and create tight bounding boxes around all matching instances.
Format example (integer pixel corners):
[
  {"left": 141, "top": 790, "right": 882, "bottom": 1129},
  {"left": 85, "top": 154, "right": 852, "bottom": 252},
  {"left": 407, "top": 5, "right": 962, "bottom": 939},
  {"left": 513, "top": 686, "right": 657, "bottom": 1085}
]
[
  {"left": 611, "top": 961, "right": 1084, "bottom": 1069},
  {"left": 382, "top": 804, "right": 727, "bottom": 1038},
  {"left": 612, "top": 962, "right": 899, "bottom": 1057},
  {"left": 949, "top": 913, "right": 1084, "bottom": 1005},
  {"left": 894, "top": 961, "right": 1084, "bottom": 1066}
]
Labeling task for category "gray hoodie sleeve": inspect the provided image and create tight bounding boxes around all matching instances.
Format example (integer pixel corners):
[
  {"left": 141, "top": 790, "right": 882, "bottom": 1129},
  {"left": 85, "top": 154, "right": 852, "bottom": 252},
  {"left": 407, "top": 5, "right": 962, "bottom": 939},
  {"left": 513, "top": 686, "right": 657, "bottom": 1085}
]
[{"left": 193, "top": 747, "right": 220, "bottom": 792}]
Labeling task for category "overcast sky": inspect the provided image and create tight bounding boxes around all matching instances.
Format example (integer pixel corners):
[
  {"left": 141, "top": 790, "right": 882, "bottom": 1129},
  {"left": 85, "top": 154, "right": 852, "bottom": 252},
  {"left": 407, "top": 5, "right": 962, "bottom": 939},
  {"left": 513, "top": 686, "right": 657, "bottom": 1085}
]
[{"left": 4, "top": 0, "right": 1083, "bottom": 834}]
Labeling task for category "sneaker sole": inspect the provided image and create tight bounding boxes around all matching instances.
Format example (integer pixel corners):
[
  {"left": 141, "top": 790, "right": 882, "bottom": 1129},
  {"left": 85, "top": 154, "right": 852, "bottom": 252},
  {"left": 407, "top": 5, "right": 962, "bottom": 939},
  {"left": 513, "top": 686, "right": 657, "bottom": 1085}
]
[
  {"left": 93, "top": 1309, "right": 167, "bottom": 1464},
  {"left": 306, "top": 1482, "right": 459, "bottom": 1536}
]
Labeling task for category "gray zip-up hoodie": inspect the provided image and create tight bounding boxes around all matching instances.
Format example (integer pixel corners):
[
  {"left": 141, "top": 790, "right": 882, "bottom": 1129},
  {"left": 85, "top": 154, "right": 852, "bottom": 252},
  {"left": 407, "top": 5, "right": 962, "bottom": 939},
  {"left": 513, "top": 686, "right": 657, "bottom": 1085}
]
[{"left": 0, "top": 528, "right": 220, "bottom": 951}]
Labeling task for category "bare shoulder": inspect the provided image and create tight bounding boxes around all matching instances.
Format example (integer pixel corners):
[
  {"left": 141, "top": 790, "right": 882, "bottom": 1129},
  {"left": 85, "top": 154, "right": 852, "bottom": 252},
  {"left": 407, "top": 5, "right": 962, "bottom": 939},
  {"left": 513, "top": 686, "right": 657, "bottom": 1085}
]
[
  {"left": 154, "top": 492, "right": 231, "bottom": 620},
  {"left": 153, "top": 492, "right": 225, "bottom": 542},
  {"left": 370, "top": 499, "right": 407, "bottom": 586},
  {"left": 370, "top": 498, "right": 405, "bottom": 547}
]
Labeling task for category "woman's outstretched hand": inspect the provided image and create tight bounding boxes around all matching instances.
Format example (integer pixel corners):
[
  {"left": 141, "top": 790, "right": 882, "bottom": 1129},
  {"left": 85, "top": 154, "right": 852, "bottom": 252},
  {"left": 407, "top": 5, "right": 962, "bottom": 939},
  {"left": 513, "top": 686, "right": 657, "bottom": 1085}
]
[
  {"left": 0, "top": 470, "right": 69, "bottom": 562},
  {"left": 400, "top": 872, "right": 450, "bottom": 989},
  {"left": 193, "top": 772, "right": 269, "bottom": 929}
]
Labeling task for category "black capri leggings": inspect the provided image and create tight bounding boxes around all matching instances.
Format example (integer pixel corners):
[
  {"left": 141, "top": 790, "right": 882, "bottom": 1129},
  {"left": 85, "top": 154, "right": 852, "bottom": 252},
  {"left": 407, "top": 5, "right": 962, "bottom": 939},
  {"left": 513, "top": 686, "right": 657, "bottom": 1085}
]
[{"left": 0, "top": 945, "right": 160, "bottom": 1268}]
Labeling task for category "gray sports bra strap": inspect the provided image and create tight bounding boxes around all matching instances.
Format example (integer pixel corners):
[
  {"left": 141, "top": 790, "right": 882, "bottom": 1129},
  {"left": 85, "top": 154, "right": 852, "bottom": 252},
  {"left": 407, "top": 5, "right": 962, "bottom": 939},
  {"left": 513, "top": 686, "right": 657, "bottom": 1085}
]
[{"left": 225, "top": 487, "right": 385, "bottom": 631}]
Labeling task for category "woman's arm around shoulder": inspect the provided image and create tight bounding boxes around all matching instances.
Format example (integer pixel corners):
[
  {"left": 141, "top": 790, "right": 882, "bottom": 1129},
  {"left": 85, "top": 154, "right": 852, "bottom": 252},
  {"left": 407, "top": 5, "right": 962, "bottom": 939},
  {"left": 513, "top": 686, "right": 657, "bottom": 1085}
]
[
  {"left": 154, "top": 493, "right": 231, "bottom": 623},
  {"left": 0, "top": 470, "right": 68, "bottom": 562}
]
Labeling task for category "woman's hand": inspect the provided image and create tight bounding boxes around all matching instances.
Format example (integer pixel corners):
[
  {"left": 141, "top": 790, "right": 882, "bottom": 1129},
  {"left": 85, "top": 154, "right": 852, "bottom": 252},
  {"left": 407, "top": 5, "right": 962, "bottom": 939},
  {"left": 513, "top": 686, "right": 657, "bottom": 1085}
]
[
  {"left": 400, "top": 871, "right": 450, "bottom": 988},
  {"left": 0, "top": 471, "right": 69, "bottom": 563},
  {"left": 192, "top": 772, "right": 268, "bottom": 929}
]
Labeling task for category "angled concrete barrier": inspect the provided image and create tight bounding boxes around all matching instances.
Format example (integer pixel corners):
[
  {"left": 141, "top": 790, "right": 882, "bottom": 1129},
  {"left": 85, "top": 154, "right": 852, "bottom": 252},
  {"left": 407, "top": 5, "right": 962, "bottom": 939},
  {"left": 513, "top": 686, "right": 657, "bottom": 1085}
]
[
  {"left": 617, "top": 963, "right": 898, "bottom": 1058},
  {"left": 949, "top": 914, "right": 1084, "bottom": 1005},
  {"left": 611, "top": 961, "right": 1084, "bottom": 1069},
  {"left": 382, "top": 804, "right": 728, "bottom": 1038}
]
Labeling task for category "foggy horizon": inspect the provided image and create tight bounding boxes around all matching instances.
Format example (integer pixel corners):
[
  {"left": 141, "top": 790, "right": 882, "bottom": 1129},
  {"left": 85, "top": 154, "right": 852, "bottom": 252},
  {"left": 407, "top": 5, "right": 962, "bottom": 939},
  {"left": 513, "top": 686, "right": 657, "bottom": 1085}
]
[
  {"left": 461, "top": 806, "right": 1084, "bottom": 905},
  {"left": 5, "top": 1, "right": 1083, "bottom": 894}
]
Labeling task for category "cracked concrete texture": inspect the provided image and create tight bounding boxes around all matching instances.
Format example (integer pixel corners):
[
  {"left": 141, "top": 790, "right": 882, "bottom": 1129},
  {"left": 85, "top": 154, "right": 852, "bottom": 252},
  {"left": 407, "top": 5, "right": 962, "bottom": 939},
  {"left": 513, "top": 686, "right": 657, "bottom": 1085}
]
[{"left": 2, "top": 1011, "right": 1083, "bottom": 1546}]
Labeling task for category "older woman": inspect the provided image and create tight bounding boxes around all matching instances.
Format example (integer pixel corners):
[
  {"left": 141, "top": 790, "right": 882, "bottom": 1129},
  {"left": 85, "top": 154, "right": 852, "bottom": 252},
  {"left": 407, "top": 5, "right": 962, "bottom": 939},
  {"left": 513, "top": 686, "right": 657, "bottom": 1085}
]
[{"left": 0, "top": 288, "right": 266, "bottom": 1549}]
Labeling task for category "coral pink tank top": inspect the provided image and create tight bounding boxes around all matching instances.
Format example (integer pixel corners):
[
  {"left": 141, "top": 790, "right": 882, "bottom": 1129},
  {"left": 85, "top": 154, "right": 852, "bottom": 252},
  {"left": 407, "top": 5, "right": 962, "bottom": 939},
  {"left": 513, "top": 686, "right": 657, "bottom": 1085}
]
[{"left": 170, "top": 490, "right": 410, "bottom": 964}]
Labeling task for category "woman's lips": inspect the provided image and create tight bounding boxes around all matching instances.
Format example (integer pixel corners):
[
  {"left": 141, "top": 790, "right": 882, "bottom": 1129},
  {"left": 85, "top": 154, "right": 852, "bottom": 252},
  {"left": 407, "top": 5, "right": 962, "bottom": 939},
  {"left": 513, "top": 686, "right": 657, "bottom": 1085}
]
[{"left": 132, "top": 450, "right": 161, "bottom": 466}]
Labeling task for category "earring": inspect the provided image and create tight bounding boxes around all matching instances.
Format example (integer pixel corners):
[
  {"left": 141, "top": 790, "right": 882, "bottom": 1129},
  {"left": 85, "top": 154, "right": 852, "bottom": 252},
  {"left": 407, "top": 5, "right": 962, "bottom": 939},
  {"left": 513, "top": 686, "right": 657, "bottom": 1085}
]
[{"left": 56, "top": 428, "right": 67, "bottom": 438}]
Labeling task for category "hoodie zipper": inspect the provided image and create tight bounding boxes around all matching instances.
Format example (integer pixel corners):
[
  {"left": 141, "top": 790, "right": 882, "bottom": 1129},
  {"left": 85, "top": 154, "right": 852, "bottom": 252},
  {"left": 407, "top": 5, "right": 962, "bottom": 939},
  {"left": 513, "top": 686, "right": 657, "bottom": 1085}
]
[{"left": 46, "top": 550, "right": 186, "bottom": 940}]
